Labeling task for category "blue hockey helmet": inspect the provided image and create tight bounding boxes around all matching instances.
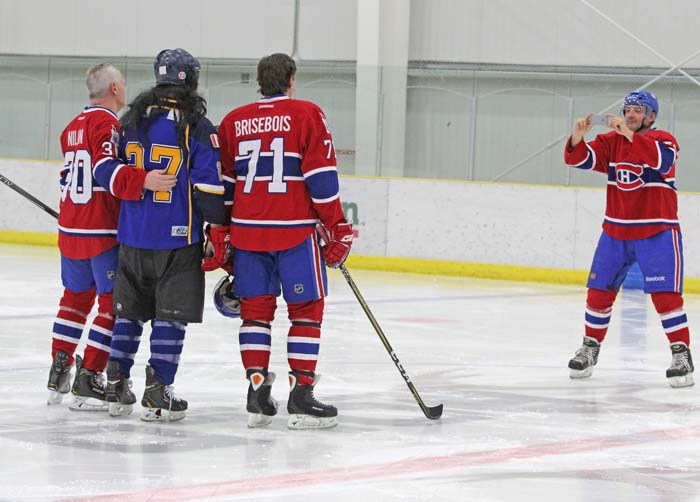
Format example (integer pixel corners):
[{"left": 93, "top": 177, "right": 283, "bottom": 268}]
[
  {"left": 622, "top": 90, "right": 659, "bottom": 117},
  {"left": 213, "top": 275, "right": 241, "bottom": 318},
  {"left": 154, "top": 48, "right": 201, "bottom": 86}
]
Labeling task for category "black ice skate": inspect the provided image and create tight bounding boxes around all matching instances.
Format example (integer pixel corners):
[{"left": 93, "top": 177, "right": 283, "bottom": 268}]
[
  {"left": 287, "top": 370, "right": 337, "bottom": 430},
  {"left": 140, "top": 365, "right": 187, "bottom": 422},
  {"left": 69, "top": 355, "right": 108, "bottom": 411},
  {"left": 246, "top": 368, "right": 278, "bottom": 428},
  {"left": 47, "top": 351, "right": 73, "bottom": 405},
  {"left": 105, "top": 359, "right": 137, "bottom": 416},
  {"left": 568, "top": 337, "right": 600, "bottom": 379},
  {"left": 666, "top": 343, "right": 694, "bottom": 388}
]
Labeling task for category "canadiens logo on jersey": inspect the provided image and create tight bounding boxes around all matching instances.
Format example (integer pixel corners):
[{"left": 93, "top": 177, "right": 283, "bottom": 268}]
[{"left": 615, "top": 162, "right": 645, "bottom": 191}]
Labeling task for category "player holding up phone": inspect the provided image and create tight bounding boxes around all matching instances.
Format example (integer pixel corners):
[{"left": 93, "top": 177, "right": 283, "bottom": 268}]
[{"left": 563, "top": 90, "right": 694, "bottom": 388}]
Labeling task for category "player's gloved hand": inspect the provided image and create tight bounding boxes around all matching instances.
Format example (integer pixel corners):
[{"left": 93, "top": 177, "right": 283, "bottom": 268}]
[
  {"left": 317, "top": 221, "right": 353, "bottom": 268},
  {"left": 202, "top": 225, "right": 232, "bottom": 273}
]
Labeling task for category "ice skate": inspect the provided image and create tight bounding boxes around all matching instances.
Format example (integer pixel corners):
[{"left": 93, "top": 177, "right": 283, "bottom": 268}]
[
  {"left": 140, "top": 365, "right": 187, "bottom": 422},
  {"left": 287, "top": 370, "right": 337, "bottom": 430},
  {"left": 69, "top": 355, "right": 108, "bottom": 411},
  {"left": 568, "top": 337, "right": 600, "bottom": 379},
  {"left": 246, "top": 368, "right": 278, "bottom": 428},
  {"left": 105, "top": 359, "right": 137, "bottom": 416},
  {"left": 47, "top": 351, "right": 73, "bottom": 405},
  {"left": 667, "top": 343, "right": 694, "bottom": 388}
]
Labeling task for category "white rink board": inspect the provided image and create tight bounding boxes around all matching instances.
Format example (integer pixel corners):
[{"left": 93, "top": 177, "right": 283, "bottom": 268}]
[{"left": 3, "top": 158, "right": 700, "bottom": 276}]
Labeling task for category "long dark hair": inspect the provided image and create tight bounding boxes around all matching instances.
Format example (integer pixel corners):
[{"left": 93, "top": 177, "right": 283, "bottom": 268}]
[{"left": 120, "top": 84, "right": 207, "bottom": 151}]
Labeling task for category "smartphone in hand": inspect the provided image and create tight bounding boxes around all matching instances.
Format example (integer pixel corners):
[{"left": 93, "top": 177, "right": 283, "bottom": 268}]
[{"left": 589, "top": 114, "right": 609, "bottom": 127}]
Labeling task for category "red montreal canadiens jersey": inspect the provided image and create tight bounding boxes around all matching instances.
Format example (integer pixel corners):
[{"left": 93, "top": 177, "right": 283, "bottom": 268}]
[
  {"left": 58, "top": 106, "right": 120, "bottom": 259},
  {"left": 564, "top": 129, "right": 680, "bottom": 240},
  {"left": 218, "top": 95, "right": 345, "bottom": 251}
]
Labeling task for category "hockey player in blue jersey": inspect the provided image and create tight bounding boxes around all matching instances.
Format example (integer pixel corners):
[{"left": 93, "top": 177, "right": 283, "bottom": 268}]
[{"left": 94, "top": 48, "right": 229, "bottom": 421}]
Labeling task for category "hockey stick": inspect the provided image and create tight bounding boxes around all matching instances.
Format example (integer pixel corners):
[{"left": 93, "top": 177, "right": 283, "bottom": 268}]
[
  {"left": 0, "top": 173, "right": 59, "bottom": 219},
  {"left": 338, "top": 263, "right": 443, "bottom": 420}
]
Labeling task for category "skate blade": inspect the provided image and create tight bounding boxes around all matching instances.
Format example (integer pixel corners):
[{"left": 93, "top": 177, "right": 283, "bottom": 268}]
[
  {"left": 248, "top": 413, "right": 273, "bottom": 428},
  {"left": 69, "top": 396, "right": 109, "bottom": 412},
  {"left": 140, "top": 407, "right": 186, "bottom": 422},
  {"left": 569, "top": 367, "right": 593, "bottom": 379},
  {"left": 47, "top": 390, "right": 65, "bottom": 406},
  {"left": 287, "top": 414, "right": 338, "bottom": 430},
  {"left": 668, "top": 373, "right": 695, "bottom": 388},
  {"left": 108, "top": 402, "right": 134, "bottom": 417}
]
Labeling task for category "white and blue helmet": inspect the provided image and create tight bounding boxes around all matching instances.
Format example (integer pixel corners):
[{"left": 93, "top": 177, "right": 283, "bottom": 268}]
[{"left": 622, "top": 90, "right": 659, "bottom": 117}]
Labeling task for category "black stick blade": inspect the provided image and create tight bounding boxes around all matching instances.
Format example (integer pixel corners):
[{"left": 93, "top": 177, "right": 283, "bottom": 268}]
[{"left": 423, "top": 403, "right": 443, "bottom": 420}]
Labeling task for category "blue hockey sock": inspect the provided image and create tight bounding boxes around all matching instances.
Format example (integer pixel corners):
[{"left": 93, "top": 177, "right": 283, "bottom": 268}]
[
  {"left": 108, "top": 318, "right": 144, "bottom": 377},
  {"left": 148, "top": 320, "right": 186, "bottom": 385}
]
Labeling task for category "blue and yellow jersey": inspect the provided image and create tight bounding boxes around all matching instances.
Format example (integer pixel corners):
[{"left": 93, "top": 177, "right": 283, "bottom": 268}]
[{"left": 96, "top": 106, "right": 225, "bottom": 250}]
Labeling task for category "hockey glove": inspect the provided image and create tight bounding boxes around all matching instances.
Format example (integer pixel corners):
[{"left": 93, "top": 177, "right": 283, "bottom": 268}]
[
  {"left": 201, "top": 225, "right": 232, "bottom": 272},
  {"left": 317, "top": 221, "right": 353, "bottom": 268}
]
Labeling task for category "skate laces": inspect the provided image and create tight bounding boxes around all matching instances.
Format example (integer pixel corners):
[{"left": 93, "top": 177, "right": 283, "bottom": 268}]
[
  {"left": 90, "top": 371, "right": 106, "bottom": 389},
  {"left": 307, "top": 386, "right": 331, "bottom": 408},
  {"left": 163, "top": 385, "right": 182, "bottom": 410},
  {"left": 574, "top": 344, "right": 596, "bottom": 363},
  {"left": 670, "top": 351, "right": 691, "bottom": 371}
]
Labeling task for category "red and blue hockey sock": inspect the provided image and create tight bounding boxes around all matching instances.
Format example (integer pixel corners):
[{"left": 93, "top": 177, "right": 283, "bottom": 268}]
[
  {"left": 584, "top": 288, "right": 617, "bottom": 343},
  {"left": 287, "top": 321, "right": 321, "bottom": 384},
  {"left": 51, "top": 288, "right": 96, "bottom": 365},
  {"left": 82, "top": 293, "right": 114, "bottom": 372},
  {"left": 287, "top": 299, "right": 324, "bottom": 385},
  {"left": 652, "top": 292, "right": 690, "bottom": 346},
  {"left": 239, "top": 320, "right": 272, "bottom": 369},
  {"left": 239, "top": 296, "right": 276, "bottom": 371},
  {"left": 148, "top": 320, "right": 186, "bottom": 386}
]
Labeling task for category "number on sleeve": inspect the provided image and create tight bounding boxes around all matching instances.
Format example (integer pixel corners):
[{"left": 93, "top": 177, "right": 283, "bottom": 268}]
[{"left": 323, "top": 139, "right": 333, "bottom": 160}]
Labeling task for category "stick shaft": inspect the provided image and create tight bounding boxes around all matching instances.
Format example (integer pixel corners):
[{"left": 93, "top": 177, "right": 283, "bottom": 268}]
[{"left": 0, "top": 173, "right": 59, "bottom": 219}]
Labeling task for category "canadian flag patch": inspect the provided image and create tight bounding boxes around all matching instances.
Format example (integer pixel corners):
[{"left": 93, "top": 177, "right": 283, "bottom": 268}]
[{"left": 210, "top": 134, "right": 220, "bottom": 148}]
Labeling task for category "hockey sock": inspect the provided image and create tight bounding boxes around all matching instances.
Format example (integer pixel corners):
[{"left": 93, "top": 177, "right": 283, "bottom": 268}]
[
  {"left": 652, "top": 292, "right": 690, "bottom": 346},
  {"left": 584, "top": 288, "right": 617, "bottom": 343},
  {"left": 83, "top": 293, "right": 115, "bottom": 372},
  {"left": 109, "top": 318, "right": 144, "bottom": 377},
  {"left": 148, "top": 320, "right": 186, "bottom": 386},
  {"left": 240, "top": 320, "right": 272, "bottom": 370},
  {"left": 287, "top": 321, "right": 321, "bottom": 385},
  {"left": 52, "top": 288, "right": 96, "bottom": 365}
]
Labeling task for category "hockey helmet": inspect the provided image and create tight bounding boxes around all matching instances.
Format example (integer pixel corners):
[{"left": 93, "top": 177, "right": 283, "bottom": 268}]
[
  {"left": 213, "top": 275, "right": 241, "bottom": 318},
  {"left": 154, "top": 48, "right": 201, "bottom": 86},
  {"left": 622, "top": 90, "right": 659, "bottom": 117}
]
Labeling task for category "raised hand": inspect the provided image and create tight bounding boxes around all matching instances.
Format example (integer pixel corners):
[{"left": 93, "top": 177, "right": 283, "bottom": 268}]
[
  {"left": 571, "top": 113, "right": 594, "bottom": 146},
  {"left": 607, "top": 114, "right": 634, "bottom": 142}
]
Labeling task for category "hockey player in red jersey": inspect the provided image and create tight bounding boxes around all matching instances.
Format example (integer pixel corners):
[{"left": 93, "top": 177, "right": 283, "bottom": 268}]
[
  {"left": 49, "top": 64, "right": 179, "bottom": 411},
  {"left": 564, "top": 90, "right": 694, "bottom": 388},
  {"left": 215, "top": 53, "right": 353, "bottom": 429},
  {"left": 48, "top": 64, "right": 126, "bottom": 410}
]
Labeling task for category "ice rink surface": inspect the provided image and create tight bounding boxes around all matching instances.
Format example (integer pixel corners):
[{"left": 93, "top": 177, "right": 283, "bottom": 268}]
[{"left": 1, "top": 243, "right": 700, "bottom": 501}]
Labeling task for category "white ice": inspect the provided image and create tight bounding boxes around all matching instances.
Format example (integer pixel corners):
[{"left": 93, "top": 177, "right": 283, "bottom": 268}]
[{"left": 1, "top": 243, "right": 700, "bottom": 501}]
